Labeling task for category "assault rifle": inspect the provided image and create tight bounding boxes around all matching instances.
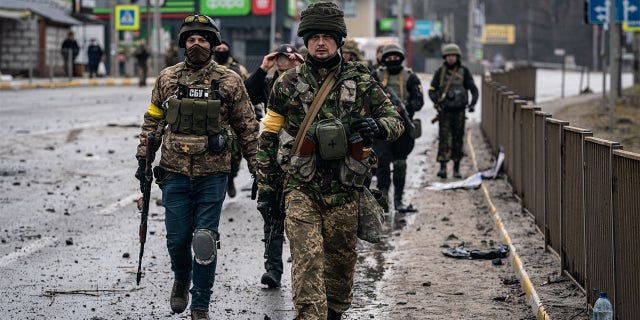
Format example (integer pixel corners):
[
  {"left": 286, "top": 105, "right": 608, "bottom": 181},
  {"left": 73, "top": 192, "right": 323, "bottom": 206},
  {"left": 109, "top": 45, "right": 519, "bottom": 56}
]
[
  {"left": 264, "top": 185, "right": 285, "bottom": 259},
  {"left": 371, "top": 73, "right": 415, "bottom": 132},
  {"left": 136, "top": 132, "right": 158, "bottom": 285}
]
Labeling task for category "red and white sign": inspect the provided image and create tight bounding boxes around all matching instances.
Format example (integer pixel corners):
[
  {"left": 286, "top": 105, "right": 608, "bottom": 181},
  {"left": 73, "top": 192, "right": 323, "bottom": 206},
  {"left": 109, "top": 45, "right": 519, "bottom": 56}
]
[
  {"left": 252, "top": 0, "right": 273, "bottom": 15},
  {"left": 404, "top": 16, "right": 415, "bottom": 30}
]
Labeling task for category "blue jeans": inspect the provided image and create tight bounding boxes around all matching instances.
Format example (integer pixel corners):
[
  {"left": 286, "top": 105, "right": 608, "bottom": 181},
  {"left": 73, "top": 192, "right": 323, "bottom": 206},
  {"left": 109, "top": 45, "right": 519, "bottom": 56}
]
[{"left": 161, "top": 172, "right": 227, "bottom": 310}]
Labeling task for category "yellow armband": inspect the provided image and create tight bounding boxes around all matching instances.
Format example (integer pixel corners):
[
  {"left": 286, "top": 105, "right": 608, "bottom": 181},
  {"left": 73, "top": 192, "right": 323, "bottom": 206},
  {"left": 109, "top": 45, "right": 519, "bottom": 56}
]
[{"left": 262, "top": 109, "right": 285, "bottom": 133}]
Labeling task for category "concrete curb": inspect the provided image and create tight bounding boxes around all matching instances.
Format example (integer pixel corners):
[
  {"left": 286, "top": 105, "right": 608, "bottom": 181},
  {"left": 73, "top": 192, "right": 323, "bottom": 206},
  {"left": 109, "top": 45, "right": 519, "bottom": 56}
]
[
  {"left": 0, "top": 77, "right": 155, "bottom": 90},
  {"left": 466, "top": 133, "right": 551, "bottom": 320}
]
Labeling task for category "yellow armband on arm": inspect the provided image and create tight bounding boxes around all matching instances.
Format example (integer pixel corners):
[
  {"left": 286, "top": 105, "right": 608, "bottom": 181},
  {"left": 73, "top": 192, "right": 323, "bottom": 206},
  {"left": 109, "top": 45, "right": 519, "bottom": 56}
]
[{"left": 262, "top": 109, "right": 285, "bottom": 133}]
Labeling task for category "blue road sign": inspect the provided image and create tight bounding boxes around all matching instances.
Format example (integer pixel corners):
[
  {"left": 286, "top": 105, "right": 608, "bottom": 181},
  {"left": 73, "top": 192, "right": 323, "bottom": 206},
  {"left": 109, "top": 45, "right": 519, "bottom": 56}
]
[
  {"left": 115, "top": 5, "right": 139, "bottom": 31},
  {"left": 589, "top": 0, "right": 640, "bottom": 24}
]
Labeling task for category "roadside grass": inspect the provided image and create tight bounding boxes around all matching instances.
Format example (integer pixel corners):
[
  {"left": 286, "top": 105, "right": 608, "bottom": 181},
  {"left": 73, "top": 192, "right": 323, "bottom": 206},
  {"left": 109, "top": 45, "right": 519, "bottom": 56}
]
[{"left": 556, "top": 84, "right": 640, "bottom": 154}]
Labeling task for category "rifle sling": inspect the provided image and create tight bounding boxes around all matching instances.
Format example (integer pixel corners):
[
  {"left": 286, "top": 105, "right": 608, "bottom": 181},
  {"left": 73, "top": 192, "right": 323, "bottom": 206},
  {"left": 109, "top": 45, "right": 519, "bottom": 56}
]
[{"left": 439, "top": 66, "right": 458, "bottom": 101}]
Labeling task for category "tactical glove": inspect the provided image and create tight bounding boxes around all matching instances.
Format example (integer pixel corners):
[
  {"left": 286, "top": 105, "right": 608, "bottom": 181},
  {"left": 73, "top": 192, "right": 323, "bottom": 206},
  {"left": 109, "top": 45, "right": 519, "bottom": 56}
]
[
  {"left": 351, "top": 118, "right": 384, "bottom": 139},
  {"left": 135, "top": 158, "right": 146, "bottom": 193}
]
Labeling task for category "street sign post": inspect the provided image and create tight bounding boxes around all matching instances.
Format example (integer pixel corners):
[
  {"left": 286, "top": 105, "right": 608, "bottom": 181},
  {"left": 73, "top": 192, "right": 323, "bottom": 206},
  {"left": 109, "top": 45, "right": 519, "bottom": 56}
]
[{"left": 115, "top": 5, "right": 140, "bottom": 31}]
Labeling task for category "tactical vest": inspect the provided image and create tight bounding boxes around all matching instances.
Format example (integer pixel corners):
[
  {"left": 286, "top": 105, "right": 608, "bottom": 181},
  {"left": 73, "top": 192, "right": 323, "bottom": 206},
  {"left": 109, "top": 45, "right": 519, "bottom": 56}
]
[
  {"left": 164, "top": 63, "right": 225, "bottom": 136},
  {"left": 378, "top": 67, "right": 412, "bottom": 106},
  {"left": 439, "top": 66, "right": 468, "bottom": 109},
  {"left": 275, "top": 65, "right": 370, "bottom": 188}
]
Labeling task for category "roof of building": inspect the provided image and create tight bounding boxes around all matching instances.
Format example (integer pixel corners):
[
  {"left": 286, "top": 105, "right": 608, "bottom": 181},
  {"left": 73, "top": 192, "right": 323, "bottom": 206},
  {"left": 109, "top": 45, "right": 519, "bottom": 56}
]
[{"left": 0, "top": 0, "right": 80, "bottom": 25}]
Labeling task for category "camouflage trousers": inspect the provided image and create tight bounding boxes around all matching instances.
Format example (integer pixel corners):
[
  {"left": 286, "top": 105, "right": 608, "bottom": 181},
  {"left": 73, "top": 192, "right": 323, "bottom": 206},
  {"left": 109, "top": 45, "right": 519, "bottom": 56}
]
[
  {"left": 284, "top": 189, "right": 358, "bottom": 320},
  {"left": 437, "top": 110, "right": 466, "bottom": 162}
]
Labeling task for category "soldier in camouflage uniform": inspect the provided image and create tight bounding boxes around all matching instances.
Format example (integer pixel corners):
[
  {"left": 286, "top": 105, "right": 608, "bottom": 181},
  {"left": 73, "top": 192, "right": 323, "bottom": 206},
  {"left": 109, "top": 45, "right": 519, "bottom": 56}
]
[
  {"left": 428, "top": 43, "right": 478, "bottom": 179},
  {"left": 373, "top": 43, "right": 424, "bottom": 212},
  {"left": 255, "top": 3, "right": 404, "bottom": 319},
  {"left": 213, "top": 40, "right": 251, "bottom": 197},
  {"left": 134, "top": 14, "right": 258, "bottom": 320}
]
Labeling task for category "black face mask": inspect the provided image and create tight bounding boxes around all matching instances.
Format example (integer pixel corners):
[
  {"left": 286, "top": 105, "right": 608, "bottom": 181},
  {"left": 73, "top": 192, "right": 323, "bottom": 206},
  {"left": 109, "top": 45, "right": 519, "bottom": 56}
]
[
  {"left": 214, "top": 50, "right": 230, "bottom": 64},
  {"left": 186, "top": 44, "right": 211, "bottom": 67},
  {"left": 387, "top": 65, "right": 403, "bottom": 74}
]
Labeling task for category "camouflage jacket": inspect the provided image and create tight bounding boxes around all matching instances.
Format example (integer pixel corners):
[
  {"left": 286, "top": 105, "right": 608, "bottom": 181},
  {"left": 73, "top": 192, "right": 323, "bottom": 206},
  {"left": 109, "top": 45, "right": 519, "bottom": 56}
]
[
  {"left": 257, "top": 60, "right": 404, "bottom": 207},
  {"left": 136, "top": 60, "right": 259, "bottom": 177}
]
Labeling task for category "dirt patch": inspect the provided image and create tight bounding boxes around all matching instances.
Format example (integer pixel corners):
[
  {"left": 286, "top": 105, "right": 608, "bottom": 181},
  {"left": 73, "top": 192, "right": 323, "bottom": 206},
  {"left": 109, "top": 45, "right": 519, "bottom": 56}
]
[
  {"left": 555, "top": 85, "right": 640, "bottom": 153},
  {"left": 364, "top": 123, "right": 587, "bottom": 320}
]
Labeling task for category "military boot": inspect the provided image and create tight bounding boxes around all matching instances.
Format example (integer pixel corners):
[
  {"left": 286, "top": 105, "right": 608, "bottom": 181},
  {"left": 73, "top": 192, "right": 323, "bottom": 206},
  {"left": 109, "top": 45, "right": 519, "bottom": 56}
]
[
  {"left": 169, "top": 280, "right": 190, "bottom": 313},
  {"left": 453, "top": 161, "right": 462, "bottom": 179},
  {"left": 327, "top": 308, "right": 343, "bottom": 320},
  {"left": 437, "top": 161, "right": 447, "bottom": 179},
  {"left": 261, "top": 270, "right": 281, "bottom": 288},
  {"left": 191, "top": 309, "right": 210, "bottom": 320},
  {"left": 227, "top": 177, "right": 236, "bottom": 198}
]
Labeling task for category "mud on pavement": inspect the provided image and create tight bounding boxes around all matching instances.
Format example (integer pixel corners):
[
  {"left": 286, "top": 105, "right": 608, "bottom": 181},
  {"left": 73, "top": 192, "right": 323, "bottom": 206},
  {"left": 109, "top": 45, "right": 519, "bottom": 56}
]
[{"left": 349, "top": 123, "right": 588, "bottom": 320}]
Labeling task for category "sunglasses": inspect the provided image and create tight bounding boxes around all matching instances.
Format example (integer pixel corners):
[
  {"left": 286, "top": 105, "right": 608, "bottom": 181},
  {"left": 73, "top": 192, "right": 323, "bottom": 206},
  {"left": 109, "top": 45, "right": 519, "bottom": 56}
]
[{"left": 184, "top": 15, "right": 213, "bottom": 26}]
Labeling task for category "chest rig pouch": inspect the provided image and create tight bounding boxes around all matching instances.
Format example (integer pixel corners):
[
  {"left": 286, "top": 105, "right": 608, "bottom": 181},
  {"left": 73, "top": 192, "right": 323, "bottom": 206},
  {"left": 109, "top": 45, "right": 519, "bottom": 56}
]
[
  {"left": 164, "top": 70, "right": 225, "bottom": 154},
  {"left": 315, "top": 118, "right": 348, "bottom": 160}
]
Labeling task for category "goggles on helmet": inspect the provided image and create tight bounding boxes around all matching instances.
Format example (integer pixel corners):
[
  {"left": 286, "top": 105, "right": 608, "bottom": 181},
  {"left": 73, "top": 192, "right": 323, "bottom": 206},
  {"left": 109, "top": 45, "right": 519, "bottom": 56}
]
[{"left": 184, "top": 15, "right": 214, "bottom": 27}]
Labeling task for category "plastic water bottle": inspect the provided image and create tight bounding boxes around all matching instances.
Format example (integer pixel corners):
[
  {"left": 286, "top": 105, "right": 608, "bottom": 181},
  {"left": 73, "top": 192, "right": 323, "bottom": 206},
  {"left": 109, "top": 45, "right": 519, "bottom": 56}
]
[{"left": 592, "top": 292, "right": 613, "bottom": 320}]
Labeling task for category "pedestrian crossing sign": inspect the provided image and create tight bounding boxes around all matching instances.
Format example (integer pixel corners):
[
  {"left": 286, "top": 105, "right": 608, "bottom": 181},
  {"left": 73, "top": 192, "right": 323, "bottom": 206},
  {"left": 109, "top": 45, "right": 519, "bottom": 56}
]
[{"left": 115, "top": 5, "right": 139, "bottom": 31}]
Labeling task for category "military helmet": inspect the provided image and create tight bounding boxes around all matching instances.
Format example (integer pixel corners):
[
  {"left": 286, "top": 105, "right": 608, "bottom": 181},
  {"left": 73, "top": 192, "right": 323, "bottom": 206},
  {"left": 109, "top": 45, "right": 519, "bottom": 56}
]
[
  {"left": 342, "top": 39, "right": 360, "bottom": 55},
  {"left": 178, "top": 14, "right": 222, "bottom": 48},
  {"left": 442, "top": 43, "right": 462, "bottom": 58},
  {"left": 381, "top": 43, "right": 405, "bottom": 62}
]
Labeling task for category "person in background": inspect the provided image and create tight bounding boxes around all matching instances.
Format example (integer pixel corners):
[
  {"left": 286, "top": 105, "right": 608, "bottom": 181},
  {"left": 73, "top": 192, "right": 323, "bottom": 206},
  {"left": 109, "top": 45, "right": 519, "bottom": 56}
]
[
  {"left": 165, "top": 41, "right": 180, "bottom": 68},
  {"left": 61, "top": 31, "right": 79, "bottom": 77},
  {"left": 428, "top": 43, "right": 478, "bottom": 179},
  {"left": 87, "top": 39, "right": 103, "bottom": 78},
  {"left": 244, "top": 43, "right": 303, "bottom": 289},
  {"left": 373, "top": 43, "right": 424, "bottom": 212},
  {"left": 134, "top": 40, "right": 150, "bottom": 87},
  {"left": 213, "top": 40, "right": 250, "bottom": 197}
]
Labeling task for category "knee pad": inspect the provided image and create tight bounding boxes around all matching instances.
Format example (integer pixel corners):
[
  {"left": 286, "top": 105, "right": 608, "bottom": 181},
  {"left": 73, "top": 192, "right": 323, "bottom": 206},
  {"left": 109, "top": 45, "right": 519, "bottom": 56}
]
[{"left": 192, "top": 229, "right": 220, "bottom": 266}]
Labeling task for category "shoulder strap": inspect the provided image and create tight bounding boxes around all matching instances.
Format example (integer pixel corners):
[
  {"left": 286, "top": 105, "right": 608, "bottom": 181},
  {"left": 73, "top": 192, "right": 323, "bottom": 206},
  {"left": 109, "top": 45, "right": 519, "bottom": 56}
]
[
  {"left": 291, "top": 70, "right": 337, "bottom": 155},
  {"left": 439, "top": 66, "right": 458, "bottom": 101}
]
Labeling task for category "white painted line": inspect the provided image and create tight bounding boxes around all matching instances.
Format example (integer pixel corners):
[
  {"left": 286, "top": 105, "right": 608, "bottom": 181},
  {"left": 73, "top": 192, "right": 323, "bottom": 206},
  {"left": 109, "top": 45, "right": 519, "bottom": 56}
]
[
  {"left": 0, "top": 237, "right": 56, "bottom": 268},
  {"left": 98, "top": 193, "right": 141, "bottom": 215}
]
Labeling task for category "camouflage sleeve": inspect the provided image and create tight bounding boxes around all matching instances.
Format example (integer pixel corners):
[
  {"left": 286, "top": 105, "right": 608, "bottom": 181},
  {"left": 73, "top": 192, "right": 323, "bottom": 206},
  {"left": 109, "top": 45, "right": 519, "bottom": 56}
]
[
  {"left": 136, "top": 77, "right": 167, "bottom": 160},
  {"left": 367, "top": 79, "right": 404, "bottom": 142},
  {"left": 256, "top": 131, "right": 282, "bottom": 193},
  {"left": 223, "top": 72, "right": 259, "bottom": 174},
  {"left": 428, "top": 68, "right": 441, "bottom": 104}
]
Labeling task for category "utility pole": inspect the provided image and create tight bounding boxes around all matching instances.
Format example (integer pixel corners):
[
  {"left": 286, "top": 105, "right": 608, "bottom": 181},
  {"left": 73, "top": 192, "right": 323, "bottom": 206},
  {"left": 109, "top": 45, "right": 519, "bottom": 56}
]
[
  {"left": 153, "top": 0, "right": 161, "bottom": 75},
  {"left": 269, "top": 0, "right": 276, "bottom": 51},
  {"left": 609, "top": 0, "right": 618, "bottom": 129},
  {"left": 467, "top": 0, "right": 476, "bottom": 62},
  {"left": 396, "top": 0, "right": 404, "bottom": 48},
  {"left": 110, "top": 0, "right": 118, "bottom": 76}
]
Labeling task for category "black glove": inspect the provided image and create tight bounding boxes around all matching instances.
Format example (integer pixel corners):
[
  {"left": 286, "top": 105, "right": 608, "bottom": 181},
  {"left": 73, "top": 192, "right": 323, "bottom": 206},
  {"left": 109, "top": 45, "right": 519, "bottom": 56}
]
[
  {"left": 257, "top": 191, "right": 276, "bottom": 217},
  {"left": 351, "top": 118, "right": 383, "bottom": 138},
  {"left": 468, "top": 105, "right": 475, "bottom": 113},
  {"left": 135, "top": 158, "right": 146, "bottom": 193}
]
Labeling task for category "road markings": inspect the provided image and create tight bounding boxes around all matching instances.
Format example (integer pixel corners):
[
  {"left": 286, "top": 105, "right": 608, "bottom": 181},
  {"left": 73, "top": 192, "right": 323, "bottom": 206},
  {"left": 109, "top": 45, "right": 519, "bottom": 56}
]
[
  {"left": 466, "top": 132, "right": 551, "bottom": 320},
  {"left": 0, "top": 237, "right": 56, "bottom": 268}
]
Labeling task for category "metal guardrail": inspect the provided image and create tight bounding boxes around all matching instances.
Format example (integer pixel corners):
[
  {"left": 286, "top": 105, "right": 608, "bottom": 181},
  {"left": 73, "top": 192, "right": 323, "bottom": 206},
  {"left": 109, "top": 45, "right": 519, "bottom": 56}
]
[{"left": 482, "top": 67, "right": 640, "bottom": 319}]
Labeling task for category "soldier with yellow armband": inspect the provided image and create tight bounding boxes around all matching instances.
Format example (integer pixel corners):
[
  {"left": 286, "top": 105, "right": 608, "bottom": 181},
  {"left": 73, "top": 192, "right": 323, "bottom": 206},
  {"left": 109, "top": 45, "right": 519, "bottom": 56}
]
[{"left": 134, "top": 14, "right": 258, "bottom": 320}]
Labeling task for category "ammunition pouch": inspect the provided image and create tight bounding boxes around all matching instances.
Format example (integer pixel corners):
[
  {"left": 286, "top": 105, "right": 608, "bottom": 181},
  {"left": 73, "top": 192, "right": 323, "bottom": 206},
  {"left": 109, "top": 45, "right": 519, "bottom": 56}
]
[
  {"left": 165, "top": 97, "right": 222, "bottom": 135},
  {"left": 315, "top": 118, "right": 348, "bottom": 160},
  {"left": 409, "top": 118, "right": 422, "bottom": 139},
  {"left": 339, "top": 154, "right": 370, "bottom": 187},
  {"left": 277, "top": 129, "right": 316, "bottom": 182},
  {"left": 169, "top": 133, "right": 208, "bottom": 155}
]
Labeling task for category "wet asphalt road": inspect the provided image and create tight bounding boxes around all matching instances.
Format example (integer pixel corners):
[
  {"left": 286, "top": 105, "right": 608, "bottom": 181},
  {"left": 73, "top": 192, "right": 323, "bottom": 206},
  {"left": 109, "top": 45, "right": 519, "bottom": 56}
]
[{"left": 0, "top": 84, "right": 441, "bottom": 320}]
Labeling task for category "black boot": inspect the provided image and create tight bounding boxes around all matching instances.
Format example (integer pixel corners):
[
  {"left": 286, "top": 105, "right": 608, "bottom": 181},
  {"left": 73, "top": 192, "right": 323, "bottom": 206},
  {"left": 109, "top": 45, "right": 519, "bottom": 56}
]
[
  {"left": 261, "top": 270, "right": 281, "bottom": 288},
  {"left": 453, "top": 161, "right": 462, "bottom": 179},
  {"left": 437, "top": 161, "right": 447, "bottom": 179},
  {"left": 327, "top": 308, "right": 343, "bottom": 320},
  {"left": 170, "top": 280, "right": 190, "bottom": 313},
  {"left": 261, "top": 234, "right": 283, "bottom": 288}
]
